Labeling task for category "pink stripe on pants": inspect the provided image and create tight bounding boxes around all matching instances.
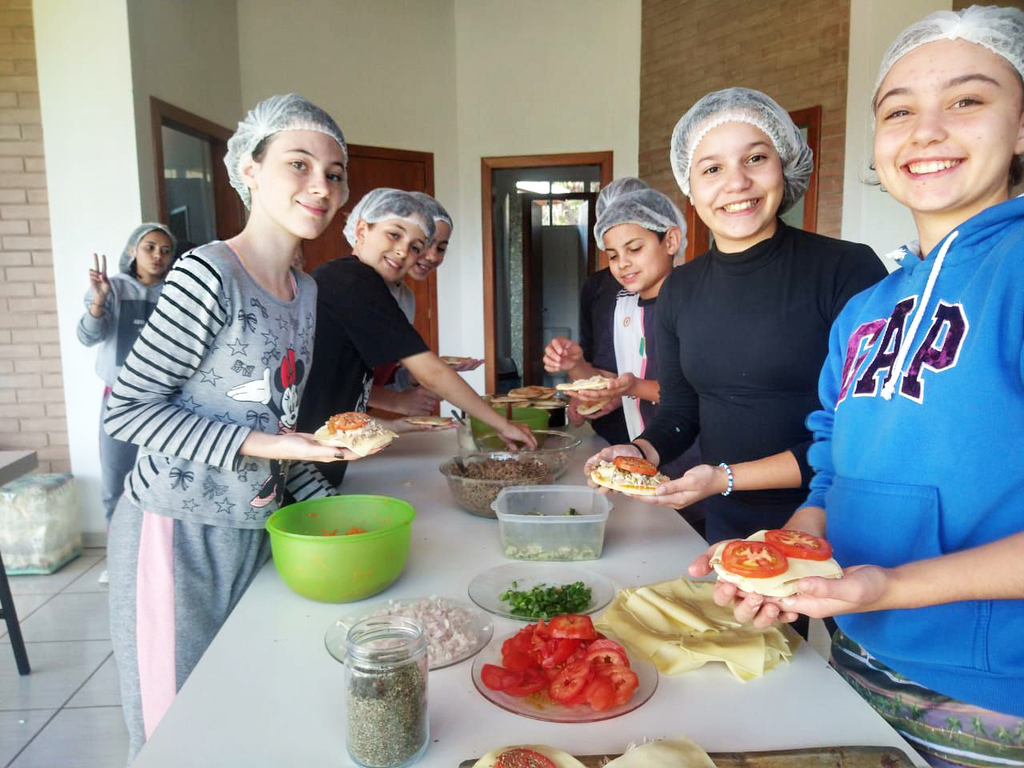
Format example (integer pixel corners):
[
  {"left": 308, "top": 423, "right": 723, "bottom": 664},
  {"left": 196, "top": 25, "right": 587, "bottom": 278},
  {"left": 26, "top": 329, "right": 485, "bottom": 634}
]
[{"left": 136, "top": 510, "right": 176, "bottom": 739}]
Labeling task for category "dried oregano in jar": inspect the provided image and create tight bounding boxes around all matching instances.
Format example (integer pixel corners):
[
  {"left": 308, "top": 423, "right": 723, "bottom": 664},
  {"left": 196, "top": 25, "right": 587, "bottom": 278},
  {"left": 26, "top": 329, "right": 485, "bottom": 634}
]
[{"left": 345, "top": 616, "right": 429, "bottom": 768}]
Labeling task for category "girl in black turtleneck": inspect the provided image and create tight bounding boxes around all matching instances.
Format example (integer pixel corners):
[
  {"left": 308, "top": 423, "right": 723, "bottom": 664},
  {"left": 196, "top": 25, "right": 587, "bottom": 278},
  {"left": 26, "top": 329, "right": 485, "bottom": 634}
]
[{"left": 585, "top": 88, "right": 887, "bottom": 544}]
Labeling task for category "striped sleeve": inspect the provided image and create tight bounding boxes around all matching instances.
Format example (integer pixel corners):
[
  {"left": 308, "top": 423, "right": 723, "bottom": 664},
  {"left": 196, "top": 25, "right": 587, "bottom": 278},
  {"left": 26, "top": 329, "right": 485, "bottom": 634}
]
[
  {"left": 285, "top": 461, "right": 336, "bottom": 501},
  {"left": 103, "top": 254, "right": 251, "bottom": 470}
]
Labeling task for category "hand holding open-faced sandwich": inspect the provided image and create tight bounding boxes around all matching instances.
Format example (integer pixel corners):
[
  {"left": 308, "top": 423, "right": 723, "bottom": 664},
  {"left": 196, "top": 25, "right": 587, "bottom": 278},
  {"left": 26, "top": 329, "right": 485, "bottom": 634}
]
[
  {"left": 687, "top": 510, "right": 888, "bottom": 630},
  {"left": 583, "top": 444, "right": 670, "bottom": 497},
  {"left": 312, "top": 412, "right": 398, "bottom": 458}
]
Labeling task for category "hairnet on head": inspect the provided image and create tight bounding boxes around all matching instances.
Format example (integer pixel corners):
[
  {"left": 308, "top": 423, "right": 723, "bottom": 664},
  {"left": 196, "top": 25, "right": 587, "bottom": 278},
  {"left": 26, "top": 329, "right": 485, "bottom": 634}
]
[
  {"left": 595, "top": 177, "right": 651, "bottom": 218},
  {"left": 409, "top": 192, "right": 454, "bottom": 242},
  {"left": 225, "top": 93, "right": 348, "bottom": 210},
  {"left": 593, "top": 179, "right": 687, "bottom": 255},
  {"left": 342, "top": 188, "right": 435, "bottom": 247},
  {"left": 873, "top": 5, "right": 1024, "bottom": 112},
  {"left": 670, "top": 87, "right": 813, "bottom": 215},
  {"left": 119, "top": 222, "right": 177, "bottom": 274}
]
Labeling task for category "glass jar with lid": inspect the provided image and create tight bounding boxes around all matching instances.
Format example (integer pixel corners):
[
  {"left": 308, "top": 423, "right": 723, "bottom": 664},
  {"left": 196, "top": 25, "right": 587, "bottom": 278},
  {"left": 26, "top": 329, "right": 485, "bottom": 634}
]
[{"left": 345, "top": 616, "right": 429, "bottom": 768}]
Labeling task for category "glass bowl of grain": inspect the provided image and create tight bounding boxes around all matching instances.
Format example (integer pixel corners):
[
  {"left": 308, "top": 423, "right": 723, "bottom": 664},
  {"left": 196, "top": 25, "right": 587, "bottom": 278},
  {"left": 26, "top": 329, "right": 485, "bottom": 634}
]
[{"left": 438, "top": 452, "right": 558, "bottom": 518}]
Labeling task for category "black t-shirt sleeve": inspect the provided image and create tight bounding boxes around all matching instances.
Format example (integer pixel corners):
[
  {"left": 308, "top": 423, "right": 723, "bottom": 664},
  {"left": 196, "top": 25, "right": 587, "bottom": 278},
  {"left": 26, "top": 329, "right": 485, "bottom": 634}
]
[
  {"left": 637, "top": 270, "right": 700, "bottom": 462},
  {"left": 318, "top": 261, "right": 428, "bottom": 367},
  {"left": 827, "top": 244, "right": 887, "bottom": 326}
]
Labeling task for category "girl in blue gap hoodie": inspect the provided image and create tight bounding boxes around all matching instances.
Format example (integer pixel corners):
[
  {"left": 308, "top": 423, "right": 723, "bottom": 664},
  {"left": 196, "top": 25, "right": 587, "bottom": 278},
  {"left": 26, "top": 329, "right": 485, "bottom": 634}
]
[{"left": 696, "top": 6, "right": 1024, "bottom": 764}]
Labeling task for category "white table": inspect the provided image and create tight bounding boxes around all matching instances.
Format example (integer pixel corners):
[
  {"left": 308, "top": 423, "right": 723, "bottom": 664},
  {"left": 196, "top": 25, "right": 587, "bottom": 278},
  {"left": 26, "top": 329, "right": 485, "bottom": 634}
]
[{"left": 133, "top": 431, "right": 923, "bottom": 767}]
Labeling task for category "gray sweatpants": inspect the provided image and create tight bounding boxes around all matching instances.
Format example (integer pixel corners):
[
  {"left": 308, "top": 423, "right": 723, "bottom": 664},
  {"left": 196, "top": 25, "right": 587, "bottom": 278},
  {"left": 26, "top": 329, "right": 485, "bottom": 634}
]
[
  {"left": 99, "top": 391, "right": 138, "bottom": 525},
  {"left": 107, "top": 499, "right": 271, "bottom": 763}
]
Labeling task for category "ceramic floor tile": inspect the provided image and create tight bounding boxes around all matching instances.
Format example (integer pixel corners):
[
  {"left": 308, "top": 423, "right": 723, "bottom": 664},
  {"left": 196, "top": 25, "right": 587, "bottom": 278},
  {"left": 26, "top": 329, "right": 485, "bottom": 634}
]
[
  {"left": 65, "top": 654, "right": 120, "bottom": 709},
  {"left": 0, "top": 709, "right": 56, "bottom": 767},
  {"left": 0, "top": 594, "right": 54, "bottom": 640},
  {"left": 9, "top": 706, "right": 128, "bottom": 768},
  {"left": 16, "top": 592, "right": 109, "bottom": 643},
  {"left": 6, "top": 555, "right": 103, "bottom": 597},
  {"left": 60, "top": 557, "right": 108, "bottom": 594},
  {"left": 0, "top": 640, "right": 110, "bottom": 711}
]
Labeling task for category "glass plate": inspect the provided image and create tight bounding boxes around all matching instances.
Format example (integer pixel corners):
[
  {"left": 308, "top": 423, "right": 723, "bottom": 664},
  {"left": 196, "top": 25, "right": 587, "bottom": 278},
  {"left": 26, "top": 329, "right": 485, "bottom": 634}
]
[
  {"left": 471, "top": 630, "right": 658, "bottom": 722},
  {"left": 467, "top": 563, "right": 615, "bottom": 621},
  {"left": 324, "top": 596, "right": 493, "bottom": 671}
]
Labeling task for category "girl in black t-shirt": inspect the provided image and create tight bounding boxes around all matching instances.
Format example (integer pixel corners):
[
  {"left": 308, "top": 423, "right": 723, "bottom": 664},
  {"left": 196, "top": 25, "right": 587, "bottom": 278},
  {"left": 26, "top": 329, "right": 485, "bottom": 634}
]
[
  {"left": 584, "top": 89, "right": 886, "bottom": 544},
  {"left": 299, "top": 189, "right": 535, "bottom": 486}
]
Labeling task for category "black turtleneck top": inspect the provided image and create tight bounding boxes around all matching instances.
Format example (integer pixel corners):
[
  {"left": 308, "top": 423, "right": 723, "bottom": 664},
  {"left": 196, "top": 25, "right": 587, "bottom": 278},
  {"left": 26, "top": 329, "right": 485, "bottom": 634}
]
[{"left": 638, "top": 222, "right": 886, "bottom": 541}]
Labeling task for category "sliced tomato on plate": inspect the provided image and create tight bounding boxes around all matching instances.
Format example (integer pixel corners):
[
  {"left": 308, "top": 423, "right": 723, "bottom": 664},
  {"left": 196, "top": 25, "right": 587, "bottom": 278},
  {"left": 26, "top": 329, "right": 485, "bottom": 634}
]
[
  {"left": 480, "top": 663, "right": 523, "bottom": 692},
  {"left": 547, "top": 614, "right": 597, "bottom": 640},
  {"left": 548, "top": 660, "right": 594, "bottom": 703},
  {"left": 583, "top": 639, "right": 629, "bottom": 667},
  {"left": 582, "top": 674, "right": 616, "bottom": 711},
  {"left": 501, "top": 650, "right": 535, "bottom": 674},
  {"left": 595, "top": 663, "right": 639, "bottom": 706},
  {"left": 494, "top": 748, "right": 557, "bottom": 768},
  {"left": 764, "top": 529, "right": 833, "bottom": 561},
  {"left": 504, "top": 668, "right": 547, "bottom": 697},
  {"left": 612, "top": 456, "right": 658, "bottom": 476},
  {"left": 539, "top": 638, "right": 581, "bottom": 669},
  {"left": 721, "top": 540, "right": 788, "bottom": 578}
]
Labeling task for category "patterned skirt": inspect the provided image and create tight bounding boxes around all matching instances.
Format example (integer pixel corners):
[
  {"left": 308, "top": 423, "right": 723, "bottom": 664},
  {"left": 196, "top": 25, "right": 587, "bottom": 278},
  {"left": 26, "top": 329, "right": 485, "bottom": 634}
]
[{"left": 830, "top": 629, "right": 1024, "bottom": 768}]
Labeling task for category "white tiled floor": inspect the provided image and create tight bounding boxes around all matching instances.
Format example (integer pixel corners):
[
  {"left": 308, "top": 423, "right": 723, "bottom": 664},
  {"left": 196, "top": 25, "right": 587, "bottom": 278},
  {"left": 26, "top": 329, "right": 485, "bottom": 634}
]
[{"left": 1, "top": 548, "right": 129, "bottom": 767}]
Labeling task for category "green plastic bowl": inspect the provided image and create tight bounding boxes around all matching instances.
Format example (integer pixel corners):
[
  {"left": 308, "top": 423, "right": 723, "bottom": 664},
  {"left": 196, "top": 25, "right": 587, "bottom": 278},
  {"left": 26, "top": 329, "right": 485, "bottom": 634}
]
[
  {"left": 265, "top": 495, "right": 415, "bottom": 603},
  {"left": 471, "top": 406, "right": 550, "bottom": 438}
]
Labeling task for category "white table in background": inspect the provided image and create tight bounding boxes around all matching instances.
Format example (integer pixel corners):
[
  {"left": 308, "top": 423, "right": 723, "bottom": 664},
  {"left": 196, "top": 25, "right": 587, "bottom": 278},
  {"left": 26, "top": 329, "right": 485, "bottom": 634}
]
[{"left": 132, "top": 430, "right": 924, "bottom": 767}]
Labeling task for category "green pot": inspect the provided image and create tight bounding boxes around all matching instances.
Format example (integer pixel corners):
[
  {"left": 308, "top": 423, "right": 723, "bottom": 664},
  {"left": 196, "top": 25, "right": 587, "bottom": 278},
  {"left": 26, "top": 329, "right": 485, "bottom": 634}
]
[
  {"left": 471, "top": 406, "right": 550, "bottom": 438},
  {"left": 265, "top": 495, "right": 414, "bottom": 603}
]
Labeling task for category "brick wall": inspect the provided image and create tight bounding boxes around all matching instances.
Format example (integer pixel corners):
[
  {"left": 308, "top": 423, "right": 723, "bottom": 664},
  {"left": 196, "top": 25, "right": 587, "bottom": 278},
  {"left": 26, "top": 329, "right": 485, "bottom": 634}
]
[
  {"left": 0, "top": 0, "right": 68, "bottom": 473},
  {"left": 639, "top": 0, "right": 851, "bottom": 240}
]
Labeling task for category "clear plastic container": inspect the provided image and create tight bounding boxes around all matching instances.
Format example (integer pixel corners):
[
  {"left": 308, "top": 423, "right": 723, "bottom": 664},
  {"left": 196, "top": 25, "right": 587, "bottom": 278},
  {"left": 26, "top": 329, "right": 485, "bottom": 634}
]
[
  {"left": 345, "top": 616, "right": 429, "bottom": 768},
  {"left": 491, "top": 485, "right": 611, "bottom": 562}
]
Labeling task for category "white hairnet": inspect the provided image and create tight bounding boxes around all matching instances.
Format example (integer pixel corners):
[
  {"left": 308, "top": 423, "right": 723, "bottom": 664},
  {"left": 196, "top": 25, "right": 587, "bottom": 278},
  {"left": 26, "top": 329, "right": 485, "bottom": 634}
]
[
  {"left": 874, "top": 5, "right": 1024, "bottom": 110},
  {"left": 594, "top": 179, "right": 687, "bottom": 255},
  {"left": 595, "top": 177, "right": 651, "bottom": 218},
  {"left": 225, "top": 93, "right": 348, "bottom": 210},
  {"left": 409, "top": 192, "right": 454, "bottom": 241},
  {"left": 670, "top": 87, "right": 813, "bottom": 215},
  {"left": 119, "top": 222, "right": 177, "bottom": 274},
  {"left": 342, "top": 188, "right": 435, "bottom": 247}
]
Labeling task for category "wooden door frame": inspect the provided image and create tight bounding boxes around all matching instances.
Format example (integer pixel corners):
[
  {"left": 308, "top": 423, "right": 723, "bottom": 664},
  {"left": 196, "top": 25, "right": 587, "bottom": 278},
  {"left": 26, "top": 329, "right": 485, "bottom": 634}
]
[
  {"left": 150, "top": 97, "right": 245, "bottom": 242},
  {"left": 682, "top": 104, "right": 822, "bottom": 263},
  {"left": 481, "top": 151, "right": 613, "bottom": 393}
]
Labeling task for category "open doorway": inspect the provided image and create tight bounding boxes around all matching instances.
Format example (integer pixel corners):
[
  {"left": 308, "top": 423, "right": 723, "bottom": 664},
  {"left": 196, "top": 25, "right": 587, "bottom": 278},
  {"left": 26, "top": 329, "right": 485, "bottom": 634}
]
[{"left": 482, "top": 152, "right": 613, "bottom": 393}]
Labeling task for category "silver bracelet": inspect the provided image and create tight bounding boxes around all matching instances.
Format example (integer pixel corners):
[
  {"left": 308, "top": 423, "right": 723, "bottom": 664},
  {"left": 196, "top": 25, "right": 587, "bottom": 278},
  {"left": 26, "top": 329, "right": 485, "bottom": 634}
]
[{"left": 718, "top": 462, "right": 734, "bottom": 496}]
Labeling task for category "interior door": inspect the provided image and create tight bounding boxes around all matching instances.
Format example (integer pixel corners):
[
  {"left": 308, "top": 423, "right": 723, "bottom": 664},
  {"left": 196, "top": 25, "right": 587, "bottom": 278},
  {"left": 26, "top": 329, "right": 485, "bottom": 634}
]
[
  {"left": 302, "top": 145, "right": 439, "bottom": 352},
  {"left": 521, "top": 197, "right": 545, "bottom": 387}
]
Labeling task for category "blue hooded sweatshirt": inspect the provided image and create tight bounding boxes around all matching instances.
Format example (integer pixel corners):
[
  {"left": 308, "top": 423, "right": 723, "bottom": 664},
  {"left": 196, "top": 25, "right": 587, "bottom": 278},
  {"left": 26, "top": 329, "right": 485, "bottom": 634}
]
[{"left": 804, "top": 195, "right": 1024, "bottom": 716}]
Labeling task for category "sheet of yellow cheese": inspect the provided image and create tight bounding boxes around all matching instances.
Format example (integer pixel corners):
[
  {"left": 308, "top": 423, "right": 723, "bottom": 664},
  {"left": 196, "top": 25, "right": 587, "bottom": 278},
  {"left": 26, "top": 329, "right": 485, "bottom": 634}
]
[{"left": 595, "top": 576, "right": 800, "bottom": 682}]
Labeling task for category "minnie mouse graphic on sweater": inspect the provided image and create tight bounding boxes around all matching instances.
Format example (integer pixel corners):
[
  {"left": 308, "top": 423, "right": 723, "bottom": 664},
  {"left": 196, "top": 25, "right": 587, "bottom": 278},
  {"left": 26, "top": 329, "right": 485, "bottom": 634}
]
[{"left": 227, "top": 348, "right": 305, "bottom": 507}]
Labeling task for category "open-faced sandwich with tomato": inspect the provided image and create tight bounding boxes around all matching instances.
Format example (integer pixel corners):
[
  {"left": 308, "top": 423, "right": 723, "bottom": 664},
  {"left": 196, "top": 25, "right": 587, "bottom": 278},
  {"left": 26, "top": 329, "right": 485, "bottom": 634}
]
[
  {"left": 471, "top": 745, "right": 586, "bottom": 768},
  {"left": 710, "top": 529, "right": 842, "bottom": 597},
  {"left": 312, "top": 411, "right": 398, "bottom": 456},
  {"left": 472, "top": 736, "right": 715, "bottom": 767},
  {"left": 589, "top": 457, "right": 669, "bottom": 496},
  {"left": 480, "top": 614, "right": 640, "bottom": 714}
]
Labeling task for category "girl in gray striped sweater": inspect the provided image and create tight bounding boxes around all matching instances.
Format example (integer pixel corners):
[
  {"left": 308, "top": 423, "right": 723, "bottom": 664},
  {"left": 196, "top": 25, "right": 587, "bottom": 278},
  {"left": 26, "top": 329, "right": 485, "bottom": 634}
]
[{"left": 102, "top": 94, "right": 357, "bottom": 762}]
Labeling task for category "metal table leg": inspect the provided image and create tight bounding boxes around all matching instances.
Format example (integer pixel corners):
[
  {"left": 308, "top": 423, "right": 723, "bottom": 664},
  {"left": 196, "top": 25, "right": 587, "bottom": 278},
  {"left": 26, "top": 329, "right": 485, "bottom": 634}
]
[{"left": 0, "top": 550, "right": 30, "bottom": 675}]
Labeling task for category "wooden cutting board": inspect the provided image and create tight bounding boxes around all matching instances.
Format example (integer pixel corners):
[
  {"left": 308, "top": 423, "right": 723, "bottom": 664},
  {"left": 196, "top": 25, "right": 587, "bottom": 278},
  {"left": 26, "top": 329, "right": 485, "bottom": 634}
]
[{"left": 459, "top": 745, "right": 915, "bottom": 767}]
